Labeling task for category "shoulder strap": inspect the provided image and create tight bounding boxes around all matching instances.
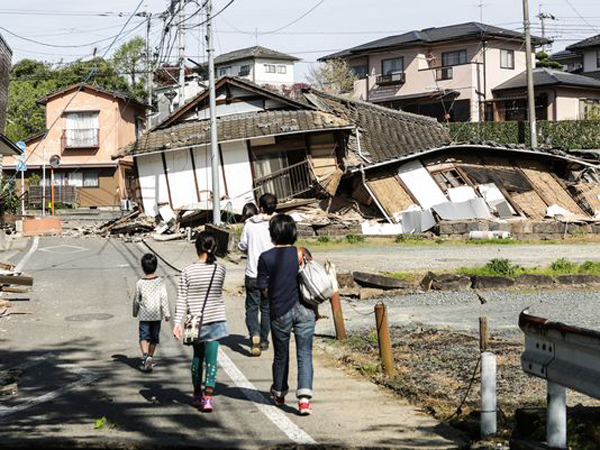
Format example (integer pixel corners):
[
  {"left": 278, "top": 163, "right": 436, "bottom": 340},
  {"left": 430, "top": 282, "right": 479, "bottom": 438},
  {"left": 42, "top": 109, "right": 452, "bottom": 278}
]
[{"left": 199, "top": 264, "right": 219, "bottom": 317}]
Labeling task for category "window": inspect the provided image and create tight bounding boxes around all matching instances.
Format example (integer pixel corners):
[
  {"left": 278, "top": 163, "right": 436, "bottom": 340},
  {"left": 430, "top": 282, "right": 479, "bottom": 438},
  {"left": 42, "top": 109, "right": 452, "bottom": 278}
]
[
  {"left": 277, "top": 65, "right": 287, "bottom": 74},
  {"left": 500, "top": 49, "right": 515, "bottom": 69},
  {"left": 218, "top": 66, "right": 231, "bottom": 76},
  {"left": 381, "top": 57, "right": 404, "bottom": 75},
  {"left": 351, "top": 65, "right": 368, "bottom": 78},
  {"left": 442, "top": 49, "right": 468, "bottom": 67},
  {"left": 64, "top": 111, "right": 99, "bottom": 148},
  {"left": 436, "top": 67, "right": 453, "bottom": 80},
  {"left": 83, "top": 170, "right": 99, "bottom": 188},
  {"left": 264, "top": 64, "right": 277, "bottom": 73},
  {"left": 239, "top": 64, "right": 251, "bottom": 76}
]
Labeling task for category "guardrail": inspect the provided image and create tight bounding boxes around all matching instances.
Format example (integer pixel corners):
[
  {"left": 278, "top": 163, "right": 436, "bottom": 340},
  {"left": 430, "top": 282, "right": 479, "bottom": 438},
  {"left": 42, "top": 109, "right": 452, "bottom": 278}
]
[{"left": 519, "top": 311, "right": 600, "bottom": 449}]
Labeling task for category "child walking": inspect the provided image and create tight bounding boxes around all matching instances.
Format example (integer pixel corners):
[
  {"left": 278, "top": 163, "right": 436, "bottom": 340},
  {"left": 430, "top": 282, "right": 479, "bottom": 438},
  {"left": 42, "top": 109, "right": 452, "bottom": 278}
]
[
  {"left": 257, "top": 214, "right": 316, "bottom": 415},
  {"left": 133, "top": 253, "right": 171, "bottom": 373},
  {"left": 173, "top": 231, "right": 228, "bottom": 412}
]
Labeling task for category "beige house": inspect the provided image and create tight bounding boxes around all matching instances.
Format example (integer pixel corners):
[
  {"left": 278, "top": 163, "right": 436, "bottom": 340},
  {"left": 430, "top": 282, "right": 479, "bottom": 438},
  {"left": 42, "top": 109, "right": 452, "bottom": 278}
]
[
  {"left": 4, "top": 84, "right": 146, "bottom": 208},
  {"left": 490, "top": 68, "right": 600, "bottom": 121},
  {"left": 551, "top": 34, "right": 600, "bottom": 80},
  {"left": 320, "top": 22, "right": 546, "bottom": 122}
]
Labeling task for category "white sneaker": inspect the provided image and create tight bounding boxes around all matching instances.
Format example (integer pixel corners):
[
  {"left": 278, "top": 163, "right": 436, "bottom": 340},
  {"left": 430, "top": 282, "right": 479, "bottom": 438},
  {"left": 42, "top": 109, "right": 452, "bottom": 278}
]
[{"left": 144, "top": 356, "right": 153, "bottom": 373}]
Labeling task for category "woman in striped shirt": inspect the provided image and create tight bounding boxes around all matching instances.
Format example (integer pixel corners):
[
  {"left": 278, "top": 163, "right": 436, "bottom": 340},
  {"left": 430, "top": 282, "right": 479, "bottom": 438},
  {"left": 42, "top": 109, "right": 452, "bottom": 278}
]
[{"left": 173, "top": 231, "right": 228, "bottom": 412}]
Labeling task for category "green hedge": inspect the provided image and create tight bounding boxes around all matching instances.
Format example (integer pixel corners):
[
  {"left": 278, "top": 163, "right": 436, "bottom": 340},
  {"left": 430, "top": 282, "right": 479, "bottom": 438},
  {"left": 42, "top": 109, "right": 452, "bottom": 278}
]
[{"left": 448, "top": 120, "right": 600, "bottom": 150}]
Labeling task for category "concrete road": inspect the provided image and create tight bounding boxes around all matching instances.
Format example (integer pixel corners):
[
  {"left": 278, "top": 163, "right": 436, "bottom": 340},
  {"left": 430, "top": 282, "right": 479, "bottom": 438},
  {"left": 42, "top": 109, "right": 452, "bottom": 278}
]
[{"left": 0, "top": 237, "right": 463, "bottom": 449}]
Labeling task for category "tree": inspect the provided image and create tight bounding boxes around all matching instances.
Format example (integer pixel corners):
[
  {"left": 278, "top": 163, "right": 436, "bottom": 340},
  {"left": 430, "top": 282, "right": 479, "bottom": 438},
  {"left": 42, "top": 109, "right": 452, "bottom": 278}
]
[
  {"left": 536, "top": 51, "right": 562, "bottom": 70},
  {"left": 111, "top": 37, "right": 147, "bottom": 99},
  {"left": 6, "top": 56, "right": 139, "bottom": 142},
  {"left": 307, "top": 59, "right": 357, "bottom": 94}
]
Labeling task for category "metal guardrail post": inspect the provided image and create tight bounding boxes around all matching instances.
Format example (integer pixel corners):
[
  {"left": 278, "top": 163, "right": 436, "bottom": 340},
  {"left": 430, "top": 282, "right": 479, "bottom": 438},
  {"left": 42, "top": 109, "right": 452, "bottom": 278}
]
[
  {"left": 480, "top": 352, "right": 497, "bottom": 437},
  {"left": 547, "top": 381, "right": 567, "bottom": 449},
  {"left": 374, "top": 303, "right": 394, "bottom": 377}
]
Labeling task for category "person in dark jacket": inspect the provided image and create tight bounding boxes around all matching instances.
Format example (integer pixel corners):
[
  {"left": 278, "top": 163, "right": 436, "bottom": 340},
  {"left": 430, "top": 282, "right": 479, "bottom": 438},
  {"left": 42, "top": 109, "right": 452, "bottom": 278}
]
[{"left": 257, "top": 214, "right": 315, "bottom": 416}]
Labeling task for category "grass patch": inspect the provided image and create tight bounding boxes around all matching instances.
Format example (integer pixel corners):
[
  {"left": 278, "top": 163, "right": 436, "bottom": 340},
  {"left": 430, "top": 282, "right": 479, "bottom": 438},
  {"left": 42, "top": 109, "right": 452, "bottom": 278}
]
[{"left": 457, "top": 258, "right": 600, "bottom": 278}]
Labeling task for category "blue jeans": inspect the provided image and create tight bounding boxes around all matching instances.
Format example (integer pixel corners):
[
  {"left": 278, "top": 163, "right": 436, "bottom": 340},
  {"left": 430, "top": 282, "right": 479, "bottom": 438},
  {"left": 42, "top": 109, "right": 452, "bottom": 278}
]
[
  {"left": 271, "top": 302, "right": 316, "bottom": 399},
  {"left": 245, "top": 276, "right": 270, "bottom": 343}
]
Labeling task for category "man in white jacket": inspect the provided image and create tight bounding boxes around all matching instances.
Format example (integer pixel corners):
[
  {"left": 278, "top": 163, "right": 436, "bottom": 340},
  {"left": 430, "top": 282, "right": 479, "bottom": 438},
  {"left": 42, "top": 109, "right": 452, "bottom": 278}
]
[{"left": 238, "top": 193, "right": 277, "bottom": 356}]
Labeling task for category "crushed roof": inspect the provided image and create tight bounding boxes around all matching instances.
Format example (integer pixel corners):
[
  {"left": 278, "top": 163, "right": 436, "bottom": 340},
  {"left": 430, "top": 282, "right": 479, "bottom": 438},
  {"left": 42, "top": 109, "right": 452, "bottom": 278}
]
[
  {"left": 214, "top": 46, "right": 300, "bottom": 65},
  {"left": 493, "top": 68, "right": 600, "bottom": 91},
  {"left": 302, "top": 88, "right": 450, "bottom": 164},
  {"left": 113, "top": 110, "right": 352, "bottom": 159},
  {"left": 567, "top": 34, "right": 600, "bottom": 51},
  {"left": 320, "top": 22, "right": 547, "bottom": 60}
]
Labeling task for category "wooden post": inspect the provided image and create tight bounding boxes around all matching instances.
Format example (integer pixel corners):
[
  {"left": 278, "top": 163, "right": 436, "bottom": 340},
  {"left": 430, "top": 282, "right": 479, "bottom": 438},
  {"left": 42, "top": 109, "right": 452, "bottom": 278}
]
[
  {"left": 374, "top": 303, "right": 394, "bottom": 377},
  {"left": 330, "top": 292, "right": 346, "bottom": 341},
  {"left": 479, "top": 316, "right": 489, "bottom": 353},
  {"left": 51, "top": 167, "right": 55, "bottom": 216}
]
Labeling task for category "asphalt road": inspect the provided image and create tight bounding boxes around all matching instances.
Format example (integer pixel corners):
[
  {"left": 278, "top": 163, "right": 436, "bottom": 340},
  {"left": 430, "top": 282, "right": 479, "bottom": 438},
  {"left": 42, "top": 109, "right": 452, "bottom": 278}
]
[{"left": 0, "top": 237, "right": 463, "bottom": 449}]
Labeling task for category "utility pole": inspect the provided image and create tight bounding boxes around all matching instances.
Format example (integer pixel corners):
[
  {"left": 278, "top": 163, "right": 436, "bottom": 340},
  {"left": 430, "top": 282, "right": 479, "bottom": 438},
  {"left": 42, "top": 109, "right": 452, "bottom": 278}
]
[
  {"left": 178, "top": 0, "right": 186, "bottom": 109},
  {"left": 478, "top": 0, "right": 484, "bottom": 22},
  {"left": 145, "top": 12, "right": 153, "bottom": 130},
  {"left": 523, "top": 0, "right": 538, "bottom": 148},
  {"left": 206, "top": 0, "right": 221, "bottom": 225},
  {"left": 537, "top": 7, "right": 556, "bottom": 53}
]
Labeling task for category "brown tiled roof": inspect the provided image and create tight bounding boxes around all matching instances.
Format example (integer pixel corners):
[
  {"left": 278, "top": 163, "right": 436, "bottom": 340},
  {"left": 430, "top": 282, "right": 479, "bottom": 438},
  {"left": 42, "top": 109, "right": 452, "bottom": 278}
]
[
  {"left": 303, "top": 89, "right": 451, "bottom": 164},
  {"left": 113, "top": 110, "right": 353, "bottom": 159}
]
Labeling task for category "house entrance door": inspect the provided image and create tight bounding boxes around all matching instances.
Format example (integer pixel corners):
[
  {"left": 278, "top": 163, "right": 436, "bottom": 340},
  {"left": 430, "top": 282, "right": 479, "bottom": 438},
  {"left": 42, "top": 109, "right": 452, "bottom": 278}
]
[{"left": 252, "top": 149, "right": 309, "bottom": 201}]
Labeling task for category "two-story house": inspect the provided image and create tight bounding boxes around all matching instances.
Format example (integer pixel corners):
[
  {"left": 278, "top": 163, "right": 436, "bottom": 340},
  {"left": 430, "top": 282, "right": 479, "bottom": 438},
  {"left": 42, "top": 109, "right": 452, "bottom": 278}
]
[
  {"left": 212, "top": 45, "right": 299, "bottom": 87},
  {"left": 319, "top": 22, "right": 547, "bottom": 122},
  {"left": 3, "top": 83, "right": 146, "bottom": 208},
  {"left": 551, "top": 34, "right": 600, "bottom": 79}
]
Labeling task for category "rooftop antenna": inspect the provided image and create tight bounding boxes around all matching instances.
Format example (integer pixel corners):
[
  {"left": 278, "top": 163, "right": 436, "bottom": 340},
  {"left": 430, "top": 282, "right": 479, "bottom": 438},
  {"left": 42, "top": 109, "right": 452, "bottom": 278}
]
[{"left": 478, "top": 0, "right": 484, "bottom": 22}]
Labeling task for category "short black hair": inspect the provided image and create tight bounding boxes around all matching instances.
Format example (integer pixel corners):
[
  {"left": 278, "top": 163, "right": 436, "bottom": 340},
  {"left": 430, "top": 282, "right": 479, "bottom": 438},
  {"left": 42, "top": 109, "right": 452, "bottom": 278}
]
[
  {"left": 195, "top": 230, "right": 218, "bottom": 264},
  {"left": 141, "top": 253, "right": 158, "bottom": 275},
  {"left": 269, "top": 214, "right": 297, "bottom": 245},
  {"left": 259, "top": 193, "right": 278, "bottom": 215}
]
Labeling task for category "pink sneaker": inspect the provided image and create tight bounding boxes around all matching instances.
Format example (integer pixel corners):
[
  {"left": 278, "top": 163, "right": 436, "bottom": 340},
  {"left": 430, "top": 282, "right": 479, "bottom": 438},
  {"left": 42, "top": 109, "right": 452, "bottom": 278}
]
[
  {"left": 201, "top": 395, "right": 214, "bottom": 412},
  {"left": 298, "top": 399, "right": 312, "bottom": 416}
]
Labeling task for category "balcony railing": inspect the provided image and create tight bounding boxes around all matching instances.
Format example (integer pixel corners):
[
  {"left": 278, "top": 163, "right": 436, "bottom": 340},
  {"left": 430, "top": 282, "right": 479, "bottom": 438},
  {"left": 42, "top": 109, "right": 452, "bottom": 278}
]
[
  {"left": 376, "top": 72, "right": 406, "bottom": 86},
  {"left": 435, "top": 66, "right": 454, "bottom": 81},
  {"left": 28, "top": 185, "right": 77, "bottom": 205},
  {"left": 62, "top": 128, "right": 99, "bottom": 150},
  {"left": 254, "top": 160, "right": 314, "bottom": 202},
  {"left": 238, "top": 68, "right": 251, "bottom": 76}
]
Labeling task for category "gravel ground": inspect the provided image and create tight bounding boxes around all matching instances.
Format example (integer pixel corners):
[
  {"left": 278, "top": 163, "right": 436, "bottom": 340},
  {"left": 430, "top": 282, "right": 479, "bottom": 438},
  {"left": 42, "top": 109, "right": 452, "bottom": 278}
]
[
  {"left": 311, "top": 243, "right": 600, "bottom": 273},
  {"left": 316, "top": 288, "right": 600, "bottom": 338}
]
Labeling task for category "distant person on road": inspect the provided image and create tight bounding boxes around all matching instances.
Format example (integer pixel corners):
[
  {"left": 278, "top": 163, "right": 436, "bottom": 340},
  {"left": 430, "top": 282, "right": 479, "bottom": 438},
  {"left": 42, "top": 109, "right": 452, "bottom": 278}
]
[
  {"left": 240, "top": 202, "right": 258, "bottom": 222},
  {"left": 173, "top": 230, "right": 228, "bottom": 413},
  {"left": 238, "top": 193, "right": 277, "bottom": 356},
  {"left": 257, "top": 214, "right": 316, "bottom": 416},
  {"left": 132, "top": 253, "right": 171, "bottom": 373}
]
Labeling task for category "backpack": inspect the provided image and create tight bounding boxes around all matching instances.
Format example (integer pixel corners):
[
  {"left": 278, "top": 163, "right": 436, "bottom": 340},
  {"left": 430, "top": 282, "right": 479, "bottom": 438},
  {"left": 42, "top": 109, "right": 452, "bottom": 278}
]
[{"left": 297, "top": 249, "right": 337, "bottom": 306}]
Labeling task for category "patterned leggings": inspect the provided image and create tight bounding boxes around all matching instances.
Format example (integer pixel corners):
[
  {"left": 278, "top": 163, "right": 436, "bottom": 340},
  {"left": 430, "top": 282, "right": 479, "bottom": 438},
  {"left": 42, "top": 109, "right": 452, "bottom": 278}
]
[{"left": 191, "top": 341, "right": 219, "bottom": 396}]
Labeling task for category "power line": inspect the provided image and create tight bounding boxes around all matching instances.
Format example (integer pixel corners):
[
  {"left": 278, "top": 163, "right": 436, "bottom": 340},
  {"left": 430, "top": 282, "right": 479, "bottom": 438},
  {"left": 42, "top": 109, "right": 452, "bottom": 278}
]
[
  {"left": 0, "top": 8, "right": 147, "bottom": 18},
  {"left": 562, "top": 0, "right": 599, "bottom": 33},
  {"left": 0, "top": 20, "right": 146, "bottom": 49}
]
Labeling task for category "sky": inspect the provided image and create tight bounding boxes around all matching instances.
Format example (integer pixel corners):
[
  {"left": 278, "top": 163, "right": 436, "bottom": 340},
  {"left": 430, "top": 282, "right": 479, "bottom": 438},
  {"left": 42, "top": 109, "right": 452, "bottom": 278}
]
[{"left": 2, "top": 0, "right": 600, "bottom": 82}]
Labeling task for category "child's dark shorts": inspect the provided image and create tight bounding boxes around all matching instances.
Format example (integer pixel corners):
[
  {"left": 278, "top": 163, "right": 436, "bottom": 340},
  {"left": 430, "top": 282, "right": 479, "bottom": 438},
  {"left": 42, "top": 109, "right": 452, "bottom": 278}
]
[{"left": 139, "top": 321, "right": 161, "bottom": 344}]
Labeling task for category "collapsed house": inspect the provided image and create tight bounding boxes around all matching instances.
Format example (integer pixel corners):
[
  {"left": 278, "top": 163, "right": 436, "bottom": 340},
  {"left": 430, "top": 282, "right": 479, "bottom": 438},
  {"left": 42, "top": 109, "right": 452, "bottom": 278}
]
[{"left": 113, "top": 76, "right": 600, "bottom": 235}]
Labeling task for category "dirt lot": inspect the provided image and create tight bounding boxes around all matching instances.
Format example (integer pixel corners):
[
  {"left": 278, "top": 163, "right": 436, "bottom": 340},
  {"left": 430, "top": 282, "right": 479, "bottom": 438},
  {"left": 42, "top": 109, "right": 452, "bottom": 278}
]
[{"left": 320, "top": 326, "right": 600, "bottom": 450}]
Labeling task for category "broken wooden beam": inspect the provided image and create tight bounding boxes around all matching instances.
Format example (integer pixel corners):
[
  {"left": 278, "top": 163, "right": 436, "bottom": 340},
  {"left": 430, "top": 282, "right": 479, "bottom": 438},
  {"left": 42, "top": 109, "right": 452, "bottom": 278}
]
[{"left": 0, "top": 274, "right": 34, "bottom": 286}]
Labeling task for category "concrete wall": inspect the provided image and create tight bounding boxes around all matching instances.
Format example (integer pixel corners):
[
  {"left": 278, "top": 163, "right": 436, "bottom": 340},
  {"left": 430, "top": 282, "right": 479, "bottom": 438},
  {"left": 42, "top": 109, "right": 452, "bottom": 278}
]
[
  {"left": 0, "top": 33, "right": 11, "bottom": 133},
  {"left": 555, "top": 87, "right": 600, "bottom": 120}
]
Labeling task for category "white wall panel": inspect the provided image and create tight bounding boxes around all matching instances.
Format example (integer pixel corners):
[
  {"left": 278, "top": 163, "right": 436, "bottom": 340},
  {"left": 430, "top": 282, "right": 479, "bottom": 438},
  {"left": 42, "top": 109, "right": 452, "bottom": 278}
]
[
  {"left": 193, "top": 145, "right": 226, "bottom": 211},
  {"left": 136, "top": 153, "right": 169, "bottom": 216},
  {"left": 398, "top": 159, "right": 447, "bottom": 209},
  {"left": 220, "top": 141, "right": 255, "bottom": 213},
  {"left": 164, "top": 149, "right": 198, "bottom": 209}
]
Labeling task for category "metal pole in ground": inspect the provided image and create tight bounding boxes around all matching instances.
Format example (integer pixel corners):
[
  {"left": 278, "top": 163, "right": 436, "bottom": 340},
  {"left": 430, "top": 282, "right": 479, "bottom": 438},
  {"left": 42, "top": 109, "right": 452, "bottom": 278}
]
[
  {"left": 547, "top": 381, "right": 567, "bottom": 449},
  {"left": 330, "top": 292, "right": 346, "bottom": 341},
  {"left": 480, "top": 352, "right": 497, "bottom": 437},
  {"left": 374, "top": 303, "right": 394, "bottom": 377}
]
